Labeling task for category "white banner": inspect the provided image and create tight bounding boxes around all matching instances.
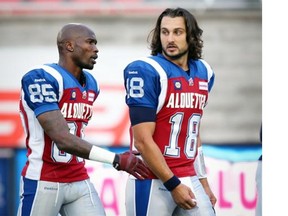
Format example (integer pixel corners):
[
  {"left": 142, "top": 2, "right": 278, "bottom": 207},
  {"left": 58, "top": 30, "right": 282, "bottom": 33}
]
[{"left": 86, "top": 157, "right": 258, "bottom": 216}]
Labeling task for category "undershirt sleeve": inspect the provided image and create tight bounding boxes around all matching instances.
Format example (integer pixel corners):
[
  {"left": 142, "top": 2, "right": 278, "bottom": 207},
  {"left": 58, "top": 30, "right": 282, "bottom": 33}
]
[{"left": 129, "top": 106, "right": 157, "bottom": 126}]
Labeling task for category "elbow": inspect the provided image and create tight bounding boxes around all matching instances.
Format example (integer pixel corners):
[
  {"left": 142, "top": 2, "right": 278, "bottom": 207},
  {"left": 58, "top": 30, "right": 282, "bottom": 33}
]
[
  {"left": 134, "top": 140, "right": 143, "bottom": 152},
  {"left": 46, "top": 129, "right": 70, "bottom": 151},
  {"left": 54, "top": 139, "right": 66, "bottom": 151},
  {"left": 134, "top": 138, "right": 150, "bottom": 154}
]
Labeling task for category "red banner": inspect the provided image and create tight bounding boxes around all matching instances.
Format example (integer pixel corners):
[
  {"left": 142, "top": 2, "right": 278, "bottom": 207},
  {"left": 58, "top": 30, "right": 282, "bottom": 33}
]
[
  {"left": 0, "top": 87, "right": 130, "bottom": 147},
  {"left": 0, "top": 91, "right": 23, "bottom": 147}
]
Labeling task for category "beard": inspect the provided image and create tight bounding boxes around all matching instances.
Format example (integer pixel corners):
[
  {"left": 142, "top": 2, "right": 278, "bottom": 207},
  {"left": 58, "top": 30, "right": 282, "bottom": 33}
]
[{"left": 162, "top": 47, "right": 189, "bottom": 60}]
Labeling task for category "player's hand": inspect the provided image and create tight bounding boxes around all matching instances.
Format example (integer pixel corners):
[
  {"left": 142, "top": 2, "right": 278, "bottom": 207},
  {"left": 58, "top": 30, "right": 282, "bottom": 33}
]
[
  {"left": 199, "top": 178, "right": 217, "bottom": 207},
  {"left": 171, "top": 184, "right": 197, "bottom": 210},
  {"left": 113, "top": 151, "right": 150, "bottom": 180},
  {"left": 204, "top": 186, "right": 217, "bottom": 207}
]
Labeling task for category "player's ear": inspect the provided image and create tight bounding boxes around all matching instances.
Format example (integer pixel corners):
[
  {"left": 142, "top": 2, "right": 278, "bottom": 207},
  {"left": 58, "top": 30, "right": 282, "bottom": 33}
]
[{"left": 66, "top": 41, "right": 74, "bottom": 52}]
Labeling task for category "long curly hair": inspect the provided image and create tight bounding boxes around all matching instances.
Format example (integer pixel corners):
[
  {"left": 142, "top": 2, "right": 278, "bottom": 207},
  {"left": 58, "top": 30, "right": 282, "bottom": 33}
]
[{"left": 148, "top": 8, "right": 203, "bottom": 60}]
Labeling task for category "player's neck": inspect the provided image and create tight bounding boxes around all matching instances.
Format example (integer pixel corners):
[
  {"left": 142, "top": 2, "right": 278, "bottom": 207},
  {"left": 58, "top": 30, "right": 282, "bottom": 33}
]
[
  {"left": 171, "top": 58, "right": 189, "bottom": 71},
  {"left": 163, "top": 53, "right": 189, "bottom": 71},
  {"left": 58, "top": 61, "right": 83, "bottom": 82}
]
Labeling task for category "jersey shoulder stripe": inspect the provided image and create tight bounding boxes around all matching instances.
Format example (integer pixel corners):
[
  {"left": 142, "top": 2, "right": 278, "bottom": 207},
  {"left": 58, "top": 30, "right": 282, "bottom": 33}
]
[
  {"left": 198, "top": 59, "right": 214, "bottom": 82},
  {"left": 138, "top": 57, "right": 168, "bottom": 113},
  {"left": 42, "top": 64, "right": 64, "bottom": 101}
]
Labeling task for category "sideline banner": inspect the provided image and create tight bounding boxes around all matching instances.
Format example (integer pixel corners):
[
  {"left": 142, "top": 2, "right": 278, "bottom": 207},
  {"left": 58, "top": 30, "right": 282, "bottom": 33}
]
[
  {"left": 86, "top": 152, "right": 259, "bottom": 216},
  {"left": 10, "top": 145, "right": 261, "bottom": 216},
  {"left": 0, "top": 149, "right": 14, "bottom": 216}
]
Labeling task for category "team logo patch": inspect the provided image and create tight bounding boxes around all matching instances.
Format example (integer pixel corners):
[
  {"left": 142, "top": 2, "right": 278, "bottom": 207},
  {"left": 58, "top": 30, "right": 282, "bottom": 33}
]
[
  {"left": 199, "top": 81, "right": 208, "bottom": 91},
  {"left": 71, "top": 90, "right": 76, "bottom": 100},
  {"left": 88, "top": 92, "right": 95, "bottom": 102},
  {"left": 188, "top": 78, "right": 194, "bottom": 86},
  {"left": 82, "top": 91, "right": 87, "bottom": 99},
  {"left": 174, "top": 80, "right": 182, "bottom": 90}
]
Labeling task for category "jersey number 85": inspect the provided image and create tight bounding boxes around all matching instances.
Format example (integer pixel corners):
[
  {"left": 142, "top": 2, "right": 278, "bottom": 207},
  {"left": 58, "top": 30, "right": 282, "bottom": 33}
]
[{"left": 28, "top": 83, "right": 57, "bottom": 103}]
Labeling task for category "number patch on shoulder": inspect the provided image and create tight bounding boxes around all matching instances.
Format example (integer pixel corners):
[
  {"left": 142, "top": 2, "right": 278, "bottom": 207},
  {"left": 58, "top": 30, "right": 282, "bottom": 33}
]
[
  {"left": 126, "top": 77, "right": 144, "bottom": 98},
  {"left": 28, "top": 83, "right": 57, "bottom": 103}
]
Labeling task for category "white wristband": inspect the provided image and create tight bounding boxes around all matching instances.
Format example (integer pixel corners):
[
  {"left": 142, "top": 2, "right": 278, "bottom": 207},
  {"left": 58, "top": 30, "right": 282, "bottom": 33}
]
[
  {"left": 194, "top": 146, "right": 207, "bottom": 179},
  {"left": 89, "top": 145, "right": 116, "bottom": 165}
]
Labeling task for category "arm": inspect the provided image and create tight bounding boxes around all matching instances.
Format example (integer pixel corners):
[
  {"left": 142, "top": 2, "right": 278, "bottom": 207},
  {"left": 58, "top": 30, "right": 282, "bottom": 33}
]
[
  {"left": 199, "top": 178, "right": 217, "bottom": 207},
  {"left": 38, "top": 110, "right": 92, "bottom": 159},
  {"left": 132, "top": 122, "right": 172, "bottom": 182},
  {"left": 37, "top": 110, "right": 149, "bottom": 179},
  {"left": 194, "top": 135, "right": 217, "bottom": 207},
  {"left": 132, "top": 122, "right": 197, "bottom": 210}
]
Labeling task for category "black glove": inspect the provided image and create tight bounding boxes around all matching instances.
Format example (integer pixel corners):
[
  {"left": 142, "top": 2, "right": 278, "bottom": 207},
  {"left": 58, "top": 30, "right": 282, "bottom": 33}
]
[{"left": 113, "top": 151, "right": 149, "bottom": 180}]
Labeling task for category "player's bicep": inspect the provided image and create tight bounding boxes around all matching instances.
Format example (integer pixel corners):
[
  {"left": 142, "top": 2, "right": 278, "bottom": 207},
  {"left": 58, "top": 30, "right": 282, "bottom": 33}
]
[
  {"left": 37, "top": 110, "right": 69, "bottom": 144},
  {"left": 131, "top": 121, "right": 156, "bottom": 149}
]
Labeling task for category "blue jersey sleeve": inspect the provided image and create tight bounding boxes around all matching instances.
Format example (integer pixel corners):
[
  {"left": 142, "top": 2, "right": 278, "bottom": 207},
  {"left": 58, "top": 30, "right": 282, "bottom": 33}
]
[
  {"left": 196, "top": 59, "right": 215, "bottom": 92},
  {"left": 21, "top": 67, "right": 60, "bottom": 117},
  {"left": 124, "top": 60, "right": 161, "bottom": 109}
]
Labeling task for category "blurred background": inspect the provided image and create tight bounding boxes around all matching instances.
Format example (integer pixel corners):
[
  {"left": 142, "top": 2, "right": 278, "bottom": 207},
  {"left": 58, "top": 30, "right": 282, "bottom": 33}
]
[{"left": 0, "top": 0, "right": 261, "bottom": 215}]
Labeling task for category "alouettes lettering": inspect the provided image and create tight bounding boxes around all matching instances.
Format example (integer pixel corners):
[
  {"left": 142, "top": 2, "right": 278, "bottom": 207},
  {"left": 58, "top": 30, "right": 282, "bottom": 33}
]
[
  {"left": 166, "top": 92, "right": 206, "bottom": 109},
  {"left": 60, "top": 102, "right": 93, "bottom": 120}
]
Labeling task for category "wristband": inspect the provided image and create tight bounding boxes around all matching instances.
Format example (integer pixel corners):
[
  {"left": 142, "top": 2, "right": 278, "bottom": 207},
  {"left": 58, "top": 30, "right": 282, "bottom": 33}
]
[
  {"left": 89, "top": 145, "right": 115, "bottom": 164},
  {"left": 112, "top": 154, "right": 120, "bottom": 169},
  {"left": 163, "top": 175, "right": 181, "bottom": 191}
]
